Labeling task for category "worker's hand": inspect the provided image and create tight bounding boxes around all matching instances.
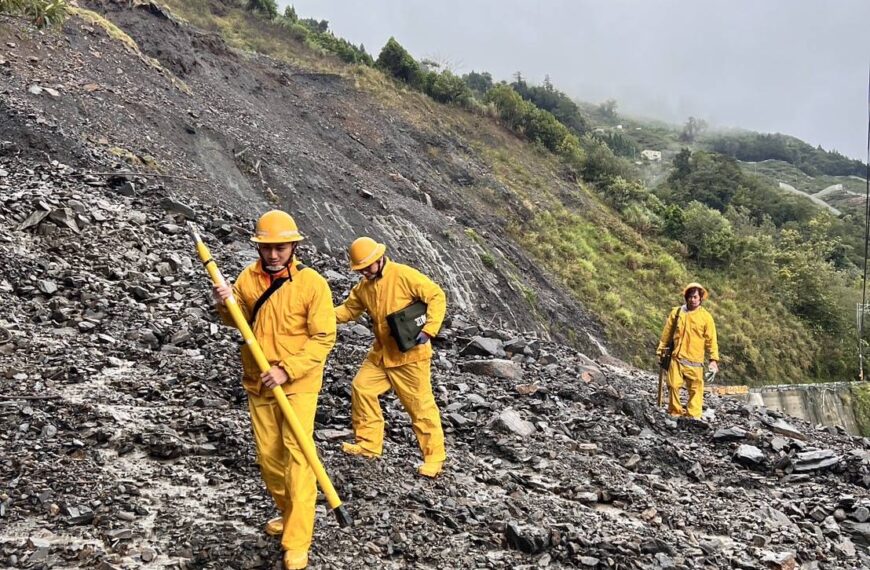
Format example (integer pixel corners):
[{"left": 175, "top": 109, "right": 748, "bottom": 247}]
[
  {"left": 261, "top": 365, "right": 289, "bottom": 389},
  {"left": 415, "top": 331, "right": 430, "bottom": 345},
  {"left": 708, "top": 360, "right": 719, "bottom": 373},
  {"left": 212, "top": 283, "right": 233, "bottom": 305}
]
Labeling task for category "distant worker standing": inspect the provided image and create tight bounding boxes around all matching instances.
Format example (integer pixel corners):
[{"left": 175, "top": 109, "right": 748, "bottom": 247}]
[
  {"left": 213, "top": 210, "right": 336, "bottom": 570},
  {"left": 335, "top": 237, "right": 448, "bottom": 477},
  {"left": 656, "top": 282, "right": 719, "bottom": 418}
]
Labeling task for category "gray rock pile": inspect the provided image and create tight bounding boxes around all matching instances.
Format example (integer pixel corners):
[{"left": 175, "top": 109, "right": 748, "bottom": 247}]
[{"left": 1, "top": 152, "right": 869, "bottom": 569}]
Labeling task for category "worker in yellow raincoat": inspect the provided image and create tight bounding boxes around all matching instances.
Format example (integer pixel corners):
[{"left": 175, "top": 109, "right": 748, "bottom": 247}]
[
  {"left": 656, "top": 282, "right": 719, "bottom": 418},
  {"left": 335, "top": 237, "right": 448, "bottom": 477},
  {"left": 213, "top": 210, "right": 335, "bottom": 570}
]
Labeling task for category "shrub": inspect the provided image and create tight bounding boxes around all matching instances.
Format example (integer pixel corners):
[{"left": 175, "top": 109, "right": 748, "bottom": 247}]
[
  {"left": 246, "top": 0, "right": 277, "bottom": 19},
  {"left": 424, "top": 70, "right": 472, "bottom": 105},
  {"left": 614, "top": 308, "right": 634, "bottom": 326},
  {"left": 680, "top": 201, "right": 735, "bottom": 265},
  {"left": 1, "top": 0, "right": 67, "bottom": 27},
  {"left": 376, "top": 37, "right": 421, "bottom": 86}
]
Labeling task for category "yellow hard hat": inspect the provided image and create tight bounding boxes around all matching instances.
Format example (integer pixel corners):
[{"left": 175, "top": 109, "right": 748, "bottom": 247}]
[
  {"left": 250, "top": 210, "right": 304, "bottom": 243},
  {"left": 683, "top": 282, "right": 708, "bottom": 301},
  {"left": 348, "top": 236, "right": 386, "bottom": 270}
]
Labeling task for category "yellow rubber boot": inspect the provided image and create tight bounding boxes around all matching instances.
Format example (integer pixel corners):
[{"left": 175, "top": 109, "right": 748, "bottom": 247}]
[
  {"left": 265, "top": 516, "right": 283, "bottom": 536},
  {"left": 283, "top": 550, "right": 309, "bottom": 569},
  {"left": 342, "top": 442, "right": 379, "bottom": 459},
  {"left": 418, "top": 461, "right": 443, "bottom": 478}
]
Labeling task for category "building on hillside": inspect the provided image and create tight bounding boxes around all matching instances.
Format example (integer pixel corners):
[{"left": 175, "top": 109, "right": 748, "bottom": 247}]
[{"left": 641, "top": 149, "right": 662, "bottom": 162}]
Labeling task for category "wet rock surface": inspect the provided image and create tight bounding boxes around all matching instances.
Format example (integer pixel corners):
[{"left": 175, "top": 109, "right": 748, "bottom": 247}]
[{"left": 0, "top": 156, "right": 868, "bottom": 569}]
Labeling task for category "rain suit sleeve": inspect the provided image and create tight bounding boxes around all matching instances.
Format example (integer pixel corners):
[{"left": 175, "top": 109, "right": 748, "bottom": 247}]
[
  {"left": 656, "top": 308, "right": 679, "bottom": 357},
  {"left": 408, "top": 270, "right": 447, "bottom": 338},
  {"left": 335, "top": 284, "right": 366, "bottom": 324},
  {"left": 216, "top": 273, "right": 252, "bottom": 327},
  {"left": 705, "top": 313, "right": 719, "bottom": 362},
  {"left": 280, "top": 275, "right": 337, "bottom": 381}
]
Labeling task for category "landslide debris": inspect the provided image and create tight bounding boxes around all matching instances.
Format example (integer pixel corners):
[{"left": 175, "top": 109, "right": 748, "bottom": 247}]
[{"left": 1, "top": 153, "right": 869, "bottom": 569}]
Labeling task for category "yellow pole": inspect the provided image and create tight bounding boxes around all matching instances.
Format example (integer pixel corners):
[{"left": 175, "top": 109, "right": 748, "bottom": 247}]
[{"left": 188, "top": 223, "right": 351, "bottom": 527}]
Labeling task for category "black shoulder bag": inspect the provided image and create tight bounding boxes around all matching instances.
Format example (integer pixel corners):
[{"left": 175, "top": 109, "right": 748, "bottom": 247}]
[
  {"left": 386, "top": 300, "right": 429, "bottom": 353},
  {"left": 659, "top": 307, "right": 681, "bottom": 370}
]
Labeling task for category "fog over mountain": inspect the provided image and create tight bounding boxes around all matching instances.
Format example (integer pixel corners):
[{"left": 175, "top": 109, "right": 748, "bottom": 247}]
[{"left": 284, "top": 0, "right": 870, "bottom": 161}]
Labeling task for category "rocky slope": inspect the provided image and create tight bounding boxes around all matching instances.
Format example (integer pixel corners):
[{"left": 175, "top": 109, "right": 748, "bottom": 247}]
[
  {"left": 1, "top": 150, "right": 869, "bottom": 569},
  {"left": 2, "top": 3, "right": 870, "bottom": 570},
  {"left": 0, "top": 0, "right": 604, "bottom": 355}
]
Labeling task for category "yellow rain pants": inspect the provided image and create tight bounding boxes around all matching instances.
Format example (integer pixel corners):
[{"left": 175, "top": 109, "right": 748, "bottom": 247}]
[
  {"left": 667, "top": 360, "right": 705, "bottom": 418},
  {"left": 248, "top": 391, "right": 318, "bottom": 552},
  {"left": 350, "top": 358, "right": 446, "bottom": 463}
]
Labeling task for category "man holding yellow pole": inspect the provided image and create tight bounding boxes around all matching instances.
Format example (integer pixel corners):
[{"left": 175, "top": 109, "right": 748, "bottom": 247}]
[{"left": 212, "top": 210, "right": 335, "bottom": 570}]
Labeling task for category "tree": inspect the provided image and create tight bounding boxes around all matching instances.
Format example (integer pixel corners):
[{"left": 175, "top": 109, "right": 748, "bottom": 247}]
[
  {"left": 599, "top": 99, "right": 617, "bottom": 119},
  {"left": 680, "top": 116, "right": 707, "bottom": 143},
  {"left": 425, "top": 71, "right": 472, "bottom": 106},
  {"left": 672, "top": 148, "right": 692, "bottom": 178},
  {"left": 666, "top": 150, "right": 740, "bottom": 212},
  {"left": 299, "top": 17, "right": 328, "bottom": 33},
  {"left": 601, "top": 176, "right": 647, "bottom": 212},
  {"left": 543, "top": 74, "right": 554, "bottom": 92},
  {"left": 246, "top": 0, "right": 277, "bottom": 18},
  {"left": 680, "top": 201, "right": 735, "bottom": 265},
  {"left": 775, "top": 224, "right": 850, "bottom": 333},
  {"left": 485, "top": 84, "right": 529, "bottom": 130},
  {"left": 376, "top": 37, "right": 421, "bottom": 86},
  {"left": 283, "top": 5, "right": 297, "bottom": 21},
  {"left": 462, "top": 71, "right": 493, "bottom": 98}
]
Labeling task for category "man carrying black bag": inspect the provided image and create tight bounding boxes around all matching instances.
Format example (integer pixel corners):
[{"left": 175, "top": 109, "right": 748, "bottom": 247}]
[{"left": 335, "top": 236, "right": 448, "bottom": 477}]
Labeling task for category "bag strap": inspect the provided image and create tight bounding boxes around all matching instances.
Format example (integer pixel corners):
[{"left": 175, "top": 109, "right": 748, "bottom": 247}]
[
  {"left": 249, "top": 263, "right": 307, "bottom": 324},
  {"left": 251, "top": 277, "right": 288, "bottom": 325}
]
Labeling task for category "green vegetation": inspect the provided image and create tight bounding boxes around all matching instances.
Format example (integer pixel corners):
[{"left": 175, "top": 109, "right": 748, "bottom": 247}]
[
  {"left": 375, "top": 37, "right": 472, "bottom": 105},
  {"left": 0, "top": 0, "right": 67, "bottom": 27},
  {"left": 271, "top": 10, "right": 372, "bottom": 65},
  {"left": 852, "top": 383, "right": 870, "bottom": 437},
  {"left": 704, "top": 131, "right": 865, "bottom": 177},
  {"left": 479, "top": 252, "right": 496, "bottom": 269}
]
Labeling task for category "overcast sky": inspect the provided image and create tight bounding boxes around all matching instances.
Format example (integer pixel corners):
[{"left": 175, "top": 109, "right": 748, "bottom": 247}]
[{"left": 282, "top": 1, "right": 870, "bottom": 161}]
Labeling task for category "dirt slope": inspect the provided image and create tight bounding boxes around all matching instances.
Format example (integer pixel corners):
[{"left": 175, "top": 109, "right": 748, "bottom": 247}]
[{"left": 1, "top": 0, "right": 604, "bottom": 354}]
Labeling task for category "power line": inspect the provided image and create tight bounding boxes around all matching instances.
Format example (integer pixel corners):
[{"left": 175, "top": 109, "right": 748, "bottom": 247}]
[{"left": 860, "top": 63, "right": 870, "bottom": 381}]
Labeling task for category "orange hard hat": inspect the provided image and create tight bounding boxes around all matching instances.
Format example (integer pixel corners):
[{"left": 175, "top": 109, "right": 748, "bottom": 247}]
[
  {"left": 250, "top": 210, "right": 304, "bottom": 243},
  {"left": 683, "top": 282, "right": 708, "bottom": 301},
  {"left": 348, "top": 236, "right": 386, "bottom": 270}
]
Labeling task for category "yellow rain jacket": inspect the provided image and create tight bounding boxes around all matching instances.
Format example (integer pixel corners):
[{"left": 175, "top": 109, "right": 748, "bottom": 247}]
[
  {"left": 335, "top": 259, "right": 446, "bottom": 367},
  {"left": 657, "top": 305, "right": 719, "bottom": 364},
  {"left": 219, "top": 258, "right": 336, "bottom": 396}
]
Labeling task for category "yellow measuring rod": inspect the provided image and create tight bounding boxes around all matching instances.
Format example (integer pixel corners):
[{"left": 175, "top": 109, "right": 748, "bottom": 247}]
[{"left": 188, "top": 223, "right": 351, "bottom": 527}]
